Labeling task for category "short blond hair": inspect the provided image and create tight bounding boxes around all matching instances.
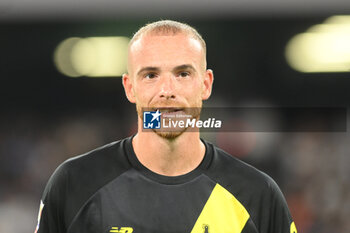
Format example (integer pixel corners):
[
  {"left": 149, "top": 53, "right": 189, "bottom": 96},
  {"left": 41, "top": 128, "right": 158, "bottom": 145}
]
[{"left": 129, "top": 20, "right": 206, "bottom": 55}]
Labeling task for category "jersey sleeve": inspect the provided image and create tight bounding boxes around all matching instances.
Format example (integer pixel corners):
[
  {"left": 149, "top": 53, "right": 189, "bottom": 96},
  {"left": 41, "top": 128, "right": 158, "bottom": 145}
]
[
  {"left": 260, "top": 177, "right": 297, "bottom": 233},
  {"left": 35, "top": 163, "right": 68, "bottom": 233},
  {"left": 204, "top": 144, "right": 297, "bottom": 233}
]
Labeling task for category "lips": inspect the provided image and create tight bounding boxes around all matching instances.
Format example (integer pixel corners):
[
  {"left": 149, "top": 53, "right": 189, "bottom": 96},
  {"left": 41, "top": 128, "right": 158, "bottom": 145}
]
[
  {"left": 156, "top": 108, "right": 184, "bottom": 113},
  {"left": 158, "top": 109, "right": 190, "bottom": 119}
]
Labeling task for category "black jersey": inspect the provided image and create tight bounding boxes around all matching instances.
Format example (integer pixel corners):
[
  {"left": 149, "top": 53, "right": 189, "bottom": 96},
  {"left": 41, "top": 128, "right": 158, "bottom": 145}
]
[{"left": 35, "top": 135, "right": 296, "bottom": 233}]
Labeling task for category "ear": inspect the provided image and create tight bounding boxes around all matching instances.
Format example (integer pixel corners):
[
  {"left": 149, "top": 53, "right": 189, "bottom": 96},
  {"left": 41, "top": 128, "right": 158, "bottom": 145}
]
[
  {"left": 201, "top": 69, "right": 214, "bottom": 100},
  {"left": 122, "top": 73, "right": 136, "bottom": 103}
]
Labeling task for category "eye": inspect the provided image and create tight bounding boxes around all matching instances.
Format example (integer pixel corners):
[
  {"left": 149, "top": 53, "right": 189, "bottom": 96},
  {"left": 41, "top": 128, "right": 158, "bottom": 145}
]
[
  {"left": 178, "top": 71, "right": 190, "bottom": 78},
  {"left": 144, "top": 73, "right": 157, "bottom": 79}
]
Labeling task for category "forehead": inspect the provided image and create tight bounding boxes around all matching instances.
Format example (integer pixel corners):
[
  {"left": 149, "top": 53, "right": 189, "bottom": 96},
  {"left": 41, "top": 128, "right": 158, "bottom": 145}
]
[{"left": 128, "top": 33, "right": 204, "bottom": 72}]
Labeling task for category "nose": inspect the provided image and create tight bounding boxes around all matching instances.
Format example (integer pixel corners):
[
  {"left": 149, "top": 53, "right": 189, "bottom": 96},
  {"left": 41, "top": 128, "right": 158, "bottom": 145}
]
[{"left": 159, "top": 75, "right": 176, "bottom": 100}]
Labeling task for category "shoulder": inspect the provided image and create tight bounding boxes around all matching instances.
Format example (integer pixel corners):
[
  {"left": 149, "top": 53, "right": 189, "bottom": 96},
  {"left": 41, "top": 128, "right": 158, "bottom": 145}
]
[
  {"left": 43, "top": 136, "right": 132, "bottom": 197},
  {"left": 58, "top": 138, "right": 131, "bottom": 178},
  {"left": 206, "top": 141, "right": 277, "bottom": 192},
  {"left": 41, "top": 137, "right": 133, "bottom": 228},
  {"left": 204, "top": 141, "right": 292, "bottom": 231},
  {"left": 46, "top": 138, "right": 130, "bottom": 187},
  {"left": 204, "top": 140, "right": 287, "bottom": 216}
]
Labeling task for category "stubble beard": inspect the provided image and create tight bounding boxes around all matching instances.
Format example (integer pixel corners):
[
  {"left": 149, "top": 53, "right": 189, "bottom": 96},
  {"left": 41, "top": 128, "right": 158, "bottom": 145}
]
[{"left": 136, "top": 100, "right": 202, "bottom": 140}]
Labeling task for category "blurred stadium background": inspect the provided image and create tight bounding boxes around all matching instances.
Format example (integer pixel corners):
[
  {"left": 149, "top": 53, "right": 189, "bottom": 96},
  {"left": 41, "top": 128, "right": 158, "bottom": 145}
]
[{"left": 1, "top": 0, "right": 350, "bottom": 232}]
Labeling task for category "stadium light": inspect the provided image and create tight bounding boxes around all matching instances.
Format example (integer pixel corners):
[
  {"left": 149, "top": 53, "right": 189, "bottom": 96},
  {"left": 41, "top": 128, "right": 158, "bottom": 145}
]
[
  {"left": 285, "top": 15, "right": 350, "bottom": 73},
  {"left": 54, "top": 36, "right": 130, "bottom": 78}
]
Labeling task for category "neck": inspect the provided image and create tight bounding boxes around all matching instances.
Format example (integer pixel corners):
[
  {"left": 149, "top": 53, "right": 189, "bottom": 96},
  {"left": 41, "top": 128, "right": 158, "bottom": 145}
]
[{"left": 132, "top": 117, "right": 206, "bottom": 176}]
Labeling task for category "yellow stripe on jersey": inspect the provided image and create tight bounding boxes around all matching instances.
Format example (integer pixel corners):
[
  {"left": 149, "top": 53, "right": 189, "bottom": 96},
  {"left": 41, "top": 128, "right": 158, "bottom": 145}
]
[
  {"left": 290, "top": 221, "right": 297, "bottom": 233},
  {"left": 109, "top": 227, "right": 133, "bottom": 233},
  {"left": 191, "top": 183, "right": 250, "bottom": 233}
]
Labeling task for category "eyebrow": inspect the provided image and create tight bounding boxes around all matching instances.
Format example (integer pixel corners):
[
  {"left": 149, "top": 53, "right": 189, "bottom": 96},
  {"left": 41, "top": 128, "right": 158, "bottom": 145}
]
[
  {"left": 136, "top": 67, "right": 160, "bottom": 76},
  {"left": 136, "top": 64, "right": 196, "bottom": 76},
  {"left": 172, "top": 64, "right": 196, "bottom": 73}
]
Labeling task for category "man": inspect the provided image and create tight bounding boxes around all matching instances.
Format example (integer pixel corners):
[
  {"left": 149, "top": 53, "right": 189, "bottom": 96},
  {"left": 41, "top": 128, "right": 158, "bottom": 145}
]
[{"left": 35, "top": 20, "right": 297, "bottom": 233}]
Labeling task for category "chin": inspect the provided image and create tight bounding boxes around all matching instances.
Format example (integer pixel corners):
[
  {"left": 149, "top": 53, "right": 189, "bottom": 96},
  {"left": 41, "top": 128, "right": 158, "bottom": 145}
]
[{"left": 153, "top": 129, "right": 185, "bottom": 140}]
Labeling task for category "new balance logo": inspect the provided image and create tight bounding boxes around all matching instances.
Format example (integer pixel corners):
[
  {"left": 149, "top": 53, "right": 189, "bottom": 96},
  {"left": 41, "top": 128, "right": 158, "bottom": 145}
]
[{"left": 109, "top": 227, "right": 133, "bottom": 233}]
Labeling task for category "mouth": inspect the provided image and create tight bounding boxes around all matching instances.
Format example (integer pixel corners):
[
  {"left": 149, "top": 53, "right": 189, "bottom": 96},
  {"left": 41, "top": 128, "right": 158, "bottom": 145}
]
[
  {"left": 156, "top": 108, "right": 184, "bottom": 114},
  {"left": 153, "top": 108, "right": 189, "bottom": 118}
]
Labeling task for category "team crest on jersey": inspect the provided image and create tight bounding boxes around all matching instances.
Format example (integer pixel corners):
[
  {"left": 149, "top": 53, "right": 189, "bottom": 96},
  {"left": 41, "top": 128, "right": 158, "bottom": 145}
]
[
  {"left": 202, "top": 224, "right": 209, "bottom": 233},
  {"left": 109, "top": 227, "right": 133, "bottom": 233}
]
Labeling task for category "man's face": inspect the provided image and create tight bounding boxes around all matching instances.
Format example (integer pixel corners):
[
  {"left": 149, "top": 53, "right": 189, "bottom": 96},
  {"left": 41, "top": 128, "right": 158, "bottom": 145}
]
[{"left": 123, "top": 32, "right": 213, "bottom": 138}]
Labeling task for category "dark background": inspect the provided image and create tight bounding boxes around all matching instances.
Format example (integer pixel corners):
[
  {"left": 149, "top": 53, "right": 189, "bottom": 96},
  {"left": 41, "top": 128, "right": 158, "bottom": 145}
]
[{"left": 0, "top": 11, "right": 349, "bottom": 233}]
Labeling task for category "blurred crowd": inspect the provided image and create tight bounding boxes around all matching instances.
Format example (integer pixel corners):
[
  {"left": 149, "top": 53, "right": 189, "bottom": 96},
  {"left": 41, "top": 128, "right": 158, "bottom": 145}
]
[{"left": 0, "top": 110, "right": 349, "bottom": 233}]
